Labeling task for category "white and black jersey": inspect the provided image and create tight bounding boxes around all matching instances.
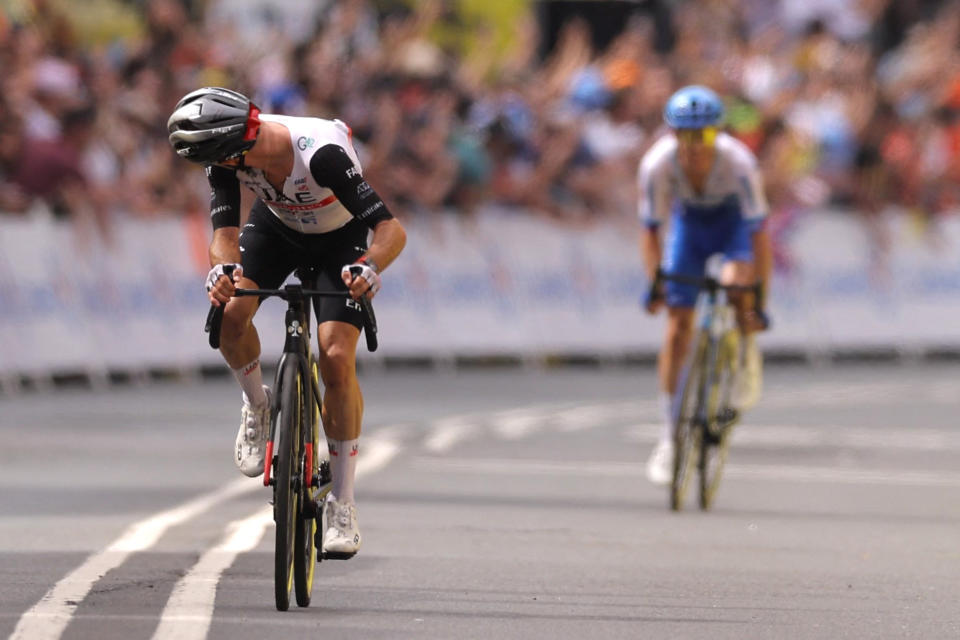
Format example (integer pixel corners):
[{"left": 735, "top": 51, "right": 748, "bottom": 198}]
[
  {"left": 205, "top": 115, "right": 392, "bottom": 233},
  {"left": 204, "top": 114, "right": 394, "bottom": 328}
]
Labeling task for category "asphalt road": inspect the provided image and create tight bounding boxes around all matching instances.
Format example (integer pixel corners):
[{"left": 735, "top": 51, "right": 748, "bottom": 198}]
[{"left": 2, "top": 364, "right": 959, "bottom": 639}]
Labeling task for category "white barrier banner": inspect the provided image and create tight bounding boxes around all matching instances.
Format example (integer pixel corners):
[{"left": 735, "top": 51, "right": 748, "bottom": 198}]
[{"left": 0, "top": 209, "right": 956, "bottom": 376}]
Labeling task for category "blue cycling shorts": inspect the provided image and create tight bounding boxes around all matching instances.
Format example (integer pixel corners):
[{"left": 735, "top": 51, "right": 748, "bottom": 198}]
[{"left": 660, "top": 202, "right": 755, "bottom": 308}]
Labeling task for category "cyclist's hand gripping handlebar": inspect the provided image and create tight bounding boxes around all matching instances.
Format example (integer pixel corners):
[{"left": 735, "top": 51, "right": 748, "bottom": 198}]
[
  {"left": 349, "top": 265, "right": 379, "bottom": 352},
  {"left": 204, "top": 264, "right": 237, "bottom": 350},
  {"left": 641, "top": 268, "right": 665, "bottom": 313},
  {"left": 752, "top": 282, "right": 771, "bottom": 331}
]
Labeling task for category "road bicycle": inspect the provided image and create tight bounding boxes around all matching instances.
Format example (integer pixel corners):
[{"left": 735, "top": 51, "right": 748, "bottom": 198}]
[
  {"left": 655, "top": 270, "right": 762, "bottom": 512},
  {"left": 205, "top": 265, "right": 377, "bottom": 611}
]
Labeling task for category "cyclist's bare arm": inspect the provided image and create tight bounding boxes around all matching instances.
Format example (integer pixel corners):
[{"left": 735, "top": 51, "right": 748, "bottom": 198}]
[
  {"left": 639, "top": 225, "right": 664, "bottom": 313},
  {"left": 364, "top": 218, "right": 406, "bottom": 274},
  {"left": 751, "top": 225, "right": 772, "bottom": 300},
  {"left": 640, "top": 225, "right": 662, "bottom": 284}
]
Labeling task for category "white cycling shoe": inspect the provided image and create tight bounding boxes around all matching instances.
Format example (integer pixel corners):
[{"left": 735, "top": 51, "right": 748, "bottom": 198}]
[
  {"left": 323, "top": 498, "right": 361, "bottom": 557},
  {"left": 235, "top": 386, "right": 271, "bottom": 477},
  {"left": 645, "top": 440, "right": 674, "bottom": 486}
]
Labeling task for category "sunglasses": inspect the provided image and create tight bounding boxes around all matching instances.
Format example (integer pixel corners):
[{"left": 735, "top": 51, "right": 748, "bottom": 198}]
[{"left": 675, "top": 127, "right": 717, "bottom": 146}]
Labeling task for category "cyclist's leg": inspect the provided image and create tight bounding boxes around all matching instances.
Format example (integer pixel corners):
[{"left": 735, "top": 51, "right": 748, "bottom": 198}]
[
  {"left": 647, "top": 214, "right": 704, "bottom": 483},
  {"left": 223, "top": 202, "right": 299, "bottom": 475},
  {"left": 221, "top": 201, "right": 298, "bottom": 400},
  {"left": 317, "top": 321, "right": 363, "bottom": 553},
  {"left": 659, "top": 213, "right": 708, "bottom": 439},
  {"left": 720, "top": 215, "right": 762, "bottom": 410},
  {"left": 313, "top": 220, "right": 368, "bottom": 554}
]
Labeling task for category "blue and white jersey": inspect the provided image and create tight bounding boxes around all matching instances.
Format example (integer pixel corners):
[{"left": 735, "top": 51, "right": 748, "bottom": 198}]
[{"left": 637, "top": 132, "right": 768, "bottom": 232}]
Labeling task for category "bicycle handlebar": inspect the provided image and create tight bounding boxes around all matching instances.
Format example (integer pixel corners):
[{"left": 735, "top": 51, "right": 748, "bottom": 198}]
[
  {"left": 651, "top": 269, "right": 767, "bottom": 327},
  {"left": 655, "top": 270, "right": 760, "bottom": 295},
  {"left": 204, "top": 286, "right": 379, "bottom": 353}
]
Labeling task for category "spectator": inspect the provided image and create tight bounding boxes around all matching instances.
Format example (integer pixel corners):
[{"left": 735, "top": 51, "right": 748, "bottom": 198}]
[{"left": 0, "top": 0, "right": 956, "bottom": 238}]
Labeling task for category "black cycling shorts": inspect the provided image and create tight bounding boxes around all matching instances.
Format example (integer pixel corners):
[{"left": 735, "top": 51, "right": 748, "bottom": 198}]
[{"left": 239, "top": 200, "right": 368, "bottom": 328}]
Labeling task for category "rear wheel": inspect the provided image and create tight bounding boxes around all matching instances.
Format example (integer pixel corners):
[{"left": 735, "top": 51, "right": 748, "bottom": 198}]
[
  {"left": 671, "top": 332, "right": 708, "bottom": 511},
  {"left": 294, "top": 363, "right": 317, "bottom": 607},
  {"left": 274, "top": 361, "right": 301, "bottom": 611},
  {"left": 699, "top": 330, "right": 738, "bottom": 510}
]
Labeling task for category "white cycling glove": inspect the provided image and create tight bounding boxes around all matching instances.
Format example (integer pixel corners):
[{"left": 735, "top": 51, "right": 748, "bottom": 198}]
[
  {"left": 341, "top": 261, "right": 381, "bottom": 296},
  {"left": 206, "top": 263, "right": 243, "bottom": 292}
]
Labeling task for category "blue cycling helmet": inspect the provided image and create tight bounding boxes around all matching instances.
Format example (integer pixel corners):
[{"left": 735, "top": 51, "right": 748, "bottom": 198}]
[{"left": 663, "top": 85, "right": 724, "bottom": 129}]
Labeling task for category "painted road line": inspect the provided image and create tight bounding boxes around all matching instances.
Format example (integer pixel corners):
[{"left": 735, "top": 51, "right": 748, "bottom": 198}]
[
  {"left": 9, "top": 477, "right": 257, "bottom": 640},
  {"left": 151, "top": 507, "right": 271, "bottom": 640},
  {"left": 152, "top": 433, "right": 402, "bottom": 640},
  {"left": 621, "top": 423, "right": 960, "bottom": 451},
  {"left": 414, "top": 457, "right": 960, "bottom": 487},
  {"left": 425, "top": 417, "right": 478, "bottom": 453}
]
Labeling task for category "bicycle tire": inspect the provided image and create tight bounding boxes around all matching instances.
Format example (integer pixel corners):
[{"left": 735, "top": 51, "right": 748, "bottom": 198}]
[
  {"left": 671, "top": 331, "right": 708, "bottom": 511},
  {"left": 274, "top": 360, "right": 301, "bottom": 611},
  {"left": 699, "top": 330, "right": 739, "bottom": 510},
  {"left": 293, "top": 361, "right": 318, "bottom": 607}
]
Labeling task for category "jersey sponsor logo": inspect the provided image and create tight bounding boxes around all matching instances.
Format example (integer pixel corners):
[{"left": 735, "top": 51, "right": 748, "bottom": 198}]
[
  {"left": 356, "top": 181, "right": 373, "bottom": 198},
  {"left": 294, "top": 177, "right": 307, "bottom": 185},
  {"left": 345, "top": 166, "right": 361, "bottom": 179},
  {"left": 357, "top": 201, "right": 383, "bottom": 219},
  {"left": 272, "top": 201, "right": 325, "bottom": 213},
  {"left": 296, "top": 136, "right": 315, "bottom": 150}
]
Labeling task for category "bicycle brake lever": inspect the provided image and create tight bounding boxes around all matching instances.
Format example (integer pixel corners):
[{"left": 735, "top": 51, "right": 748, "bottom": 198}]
[{"left": 205, "top": 304, "right": 224, "bottom": 349}]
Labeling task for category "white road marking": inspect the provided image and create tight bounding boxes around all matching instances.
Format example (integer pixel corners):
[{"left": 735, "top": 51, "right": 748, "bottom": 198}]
[
  {"left": 9, "top": 478, "right": 257, "bottom": 640},
  {"left": 151, "top": 507, "right": 271, "bottom": 640},
  {"left": 152, "top": 432, "right": 401, "bottom": 640},
  {"left": 425, "top": 417, "right": 477, "bottom": 453},
  {"left": 621, "top": 423, "right": 960, "bottom": 451},
  {"left": 414, "top": 457, "right": 960, "bottom": 487},
  {"left": 492, "top": 411, "right": 543, "bottom": 440},
  {"left": 553, "top": 404, "right": 633, "bottom": 432}
]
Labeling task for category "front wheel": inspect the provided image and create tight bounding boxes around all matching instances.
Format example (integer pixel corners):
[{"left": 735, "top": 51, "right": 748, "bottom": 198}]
[
  {"left": 699, "top": 330, "right": 738, "bottom": 510},
  {"left": 294, "top": 362, "right": 318, "bottom": 607},
  {"left": 274, "top": 361, "right": 302, "bottom": 611},
  {"left": 671, "top": 331, "right": 708, "bottom": 511}
]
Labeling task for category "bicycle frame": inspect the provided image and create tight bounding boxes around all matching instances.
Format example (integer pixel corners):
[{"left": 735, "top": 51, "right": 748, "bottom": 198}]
[
  {"left": 689, "top": 278, "right": 737, "bottom": 437},
  {"left": 263, "top": 280, "right": 322, "bottom": 491},
  {"left": 658, "top": 270, "right": 757, "bottom": 510}
]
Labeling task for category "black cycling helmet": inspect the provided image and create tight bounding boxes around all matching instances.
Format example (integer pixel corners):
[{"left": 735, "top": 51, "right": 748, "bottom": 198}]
[{"left": 167, "top": 87, "right": 261, "bottom": 164}]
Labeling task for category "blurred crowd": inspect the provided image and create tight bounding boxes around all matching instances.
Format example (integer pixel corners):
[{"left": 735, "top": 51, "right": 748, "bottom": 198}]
[{"left": 0, "top": 0, "right": 958, "bottom": 252}]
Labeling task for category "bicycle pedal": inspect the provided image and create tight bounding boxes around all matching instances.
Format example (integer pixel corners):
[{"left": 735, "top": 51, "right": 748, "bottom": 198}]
[{"left": 320, "top": 550, "right": 356, "bottom": 561}]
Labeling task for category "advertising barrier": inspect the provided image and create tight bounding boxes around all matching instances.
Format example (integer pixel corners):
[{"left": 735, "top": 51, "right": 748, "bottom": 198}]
[{"left": 0, "top": 208, "right": 957, "bottom": 379}]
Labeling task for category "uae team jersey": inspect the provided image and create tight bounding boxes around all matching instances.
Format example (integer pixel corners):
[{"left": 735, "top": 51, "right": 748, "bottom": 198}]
[
  {"left": 206, "top": 114, "right": 392, "bottom": 234},
  {"left": 636, "top": 131, "right": 768, "bottom": 232}
]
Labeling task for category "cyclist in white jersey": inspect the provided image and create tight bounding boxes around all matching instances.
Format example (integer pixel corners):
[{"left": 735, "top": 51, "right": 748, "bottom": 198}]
[
  {"left": 637, "top": 85, "right": 772, "bottom": 486},
  {"left": 168, "top": 87, "right": 407, "bottom": 556}
]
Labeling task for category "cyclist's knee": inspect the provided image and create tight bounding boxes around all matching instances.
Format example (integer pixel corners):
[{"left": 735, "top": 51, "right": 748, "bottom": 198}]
[
  {"left": 666, "top": 307, "right": 695, "bottom": 335},
  {"left": 220, "top": 301, "right": 255, "bottom": 343},
  {"left": 318, "top": 344, "right": 356, "bottom": 388}
]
